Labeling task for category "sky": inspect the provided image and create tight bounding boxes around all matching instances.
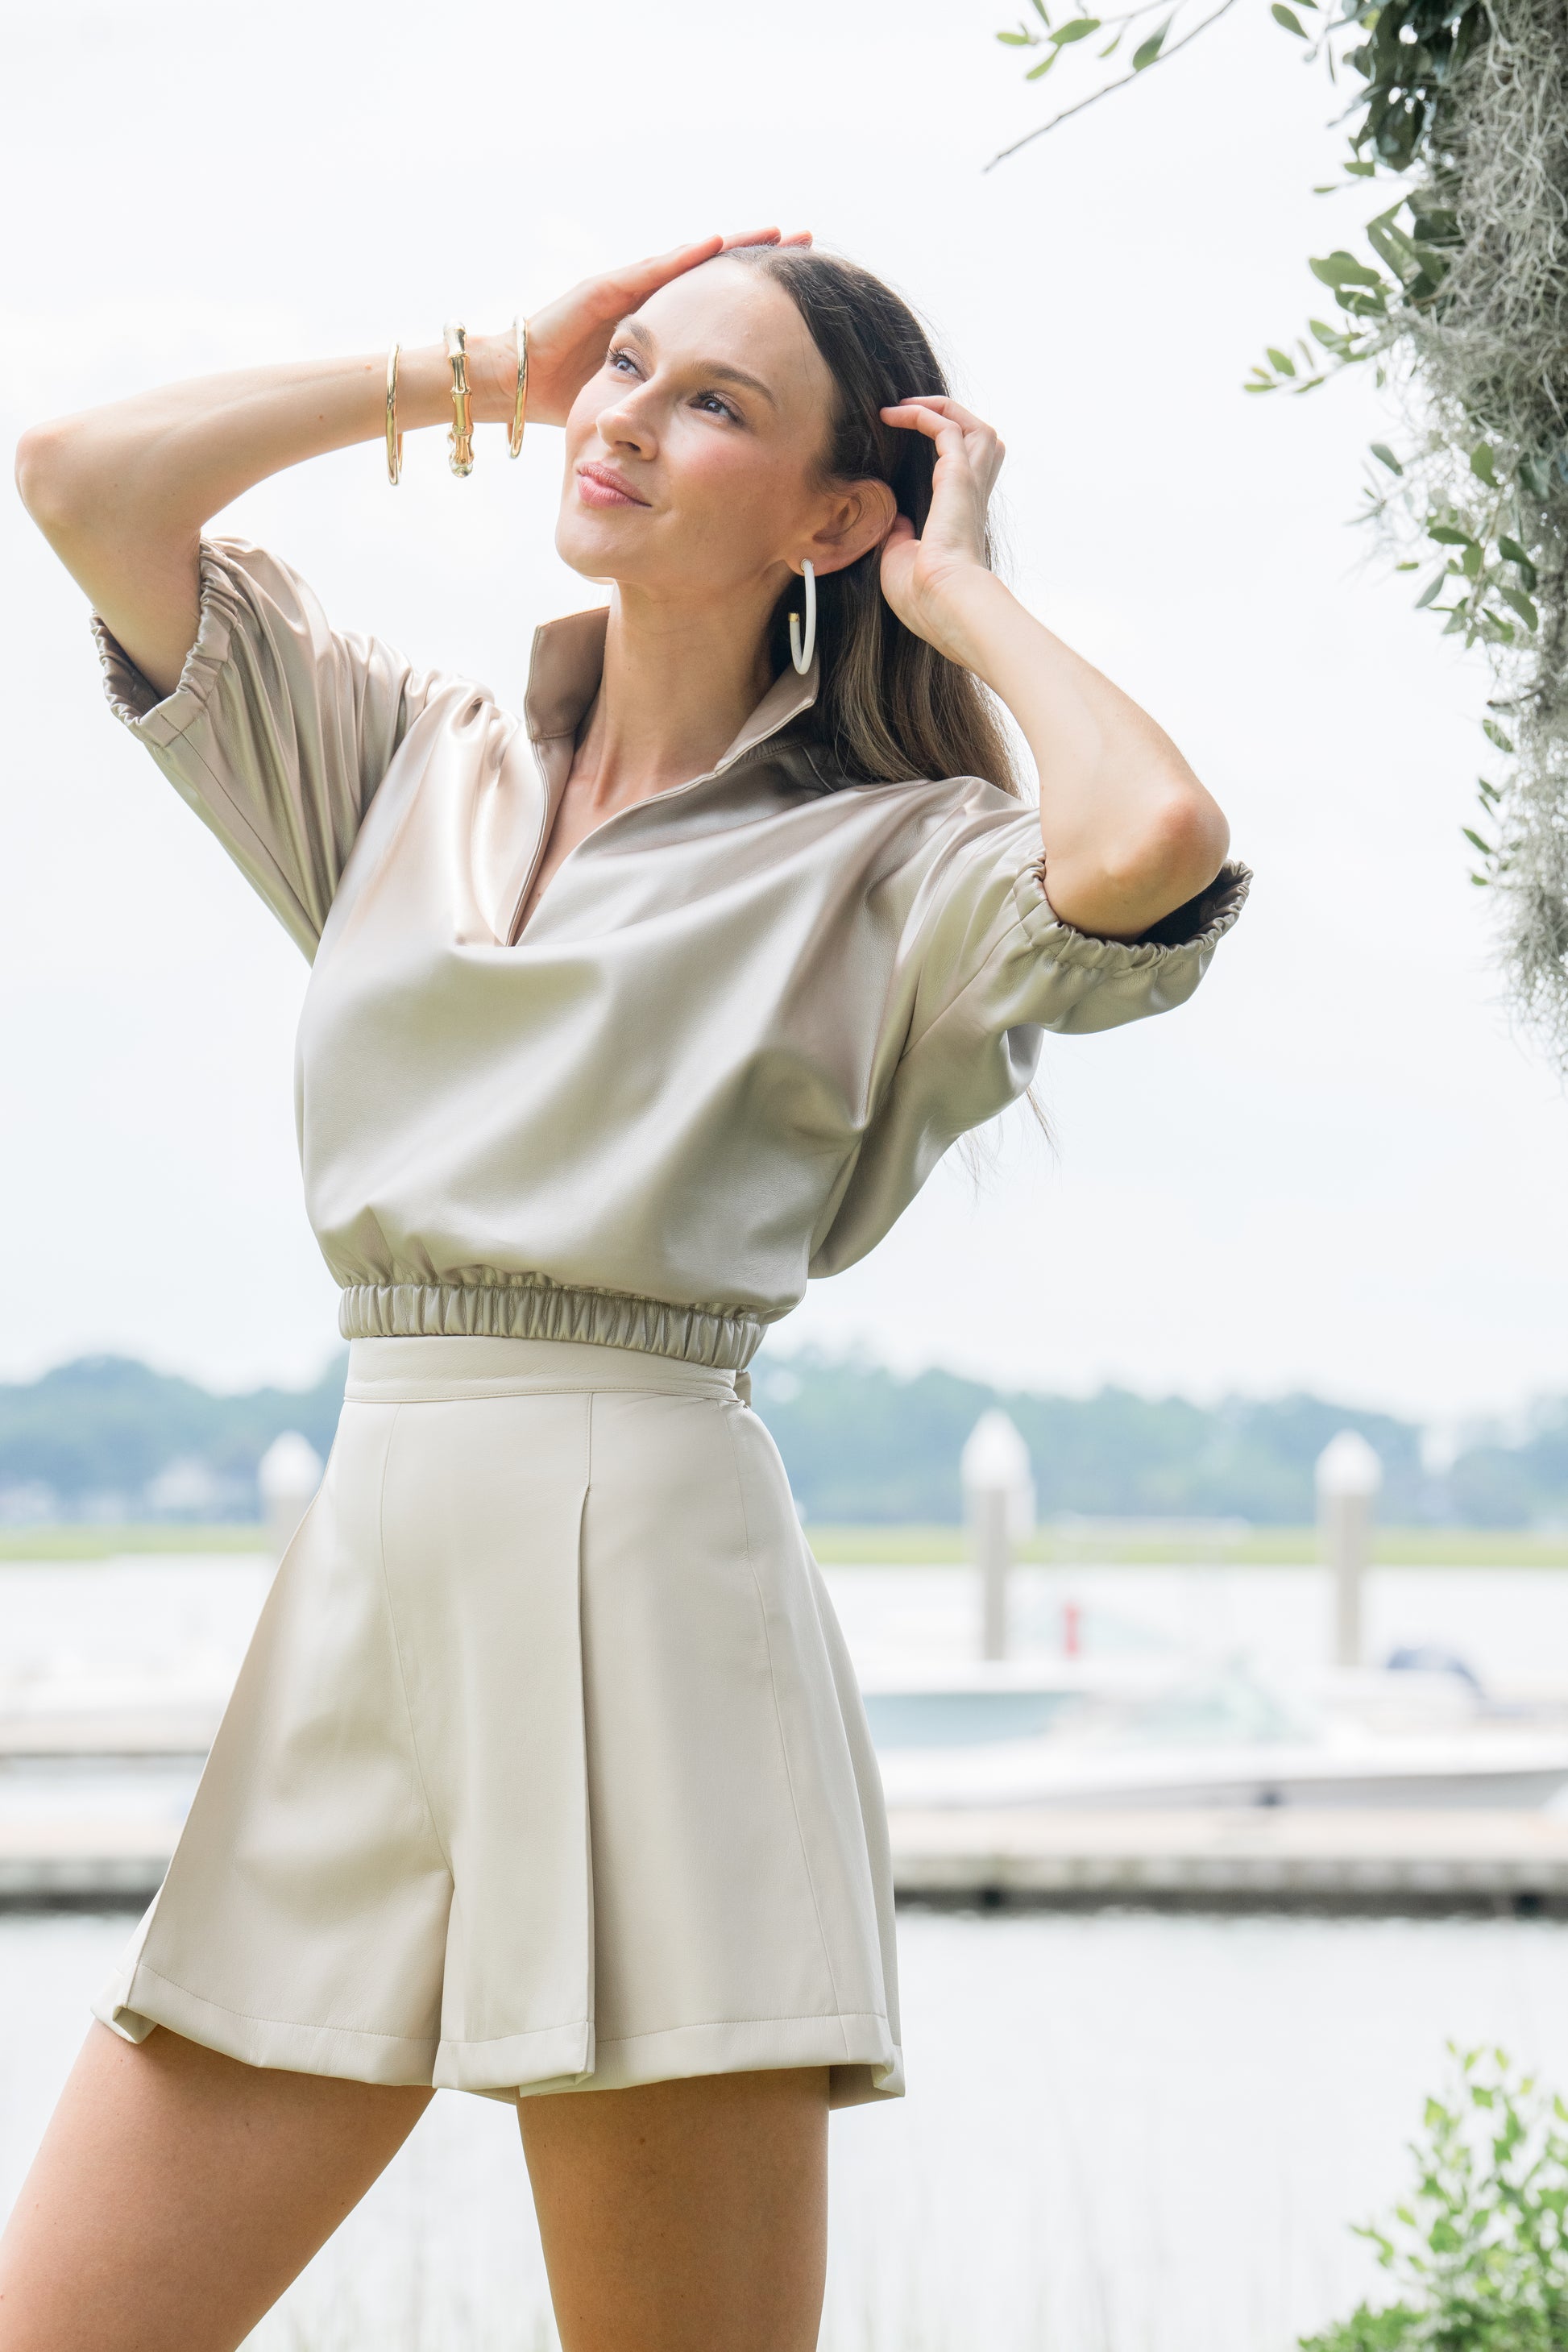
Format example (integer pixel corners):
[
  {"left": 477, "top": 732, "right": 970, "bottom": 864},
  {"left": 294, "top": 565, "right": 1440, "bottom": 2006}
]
[{"left": 2, "top": 0, "right": 1564, "bottom": 1424}]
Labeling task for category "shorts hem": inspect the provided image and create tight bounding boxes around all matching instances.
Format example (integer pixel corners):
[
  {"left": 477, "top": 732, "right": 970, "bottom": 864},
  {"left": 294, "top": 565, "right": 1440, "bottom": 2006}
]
[
  {"left": 93, "top": 1965, "right": 901, "bottom": 2105},
  {"left": 93, "top": 1962, "right": 446, "bottom": 2088}
]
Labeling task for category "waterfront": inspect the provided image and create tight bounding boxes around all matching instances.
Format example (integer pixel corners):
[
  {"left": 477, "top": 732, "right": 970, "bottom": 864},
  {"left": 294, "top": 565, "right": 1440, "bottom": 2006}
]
[
  {"left": 0, "top": 1904, "right": 1564, "bottom": 2350},
  {"left": 1, "top": 1553, "right": 1566, "bottom": 2342}
]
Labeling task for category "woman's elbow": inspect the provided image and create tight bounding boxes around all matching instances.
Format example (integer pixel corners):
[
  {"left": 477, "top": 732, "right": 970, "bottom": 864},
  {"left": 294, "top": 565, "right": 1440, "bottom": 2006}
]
[
  {"left": 1047, "top": 778, "right": 1231, "bottom": 939},
  {"left": 15, "top": 418, "right": 96, "bottom": 540},
  {"left": 1141, "top": 780, "right": 1230, "bottom": 911}
]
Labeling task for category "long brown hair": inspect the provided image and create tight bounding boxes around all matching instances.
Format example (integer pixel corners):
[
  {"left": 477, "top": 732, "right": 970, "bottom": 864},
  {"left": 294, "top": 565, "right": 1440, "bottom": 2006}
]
[{"left": 726, "top": 247, "right": 1022, "bottom": 799}]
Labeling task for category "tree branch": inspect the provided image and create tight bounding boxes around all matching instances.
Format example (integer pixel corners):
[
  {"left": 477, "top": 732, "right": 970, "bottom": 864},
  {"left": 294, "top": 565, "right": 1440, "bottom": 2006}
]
[{"left": 984, "top": 0, "right": 1244, "bottom": 170}]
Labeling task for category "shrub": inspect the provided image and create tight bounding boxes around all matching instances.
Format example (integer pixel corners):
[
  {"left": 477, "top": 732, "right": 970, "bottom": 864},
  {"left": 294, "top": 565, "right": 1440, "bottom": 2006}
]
[{"left": 1302, "top": 2045, "right": 1568, "bottom": 2350}]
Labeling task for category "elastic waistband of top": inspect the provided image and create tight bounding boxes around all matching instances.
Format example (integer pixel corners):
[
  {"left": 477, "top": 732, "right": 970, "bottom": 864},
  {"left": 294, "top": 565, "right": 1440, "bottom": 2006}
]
[{"left": 337, "top": 1280, "right": 765, "bottom": 1375}]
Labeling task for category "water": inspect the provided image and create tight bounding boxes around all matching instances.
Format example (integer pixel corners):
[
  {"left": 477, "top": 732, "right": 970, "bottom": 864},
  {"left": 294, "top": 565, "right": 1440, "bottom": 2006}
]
[
  {"left": 0, "top": 1905, "right": 1564, "bottom": 2350},
  {"left": 4, "top": 1555, "right": 1568, "bottom": 2346}
]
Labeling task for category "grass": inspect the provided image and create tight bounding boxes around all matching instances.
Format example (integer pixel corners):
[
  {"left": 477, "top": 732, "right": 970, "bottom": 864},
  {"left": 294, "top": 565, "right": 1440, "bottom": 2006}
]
[
  {"left": 808, "top": 1524, "right": 1568, "bottom": 1568},
  {"left": 6, "top": 1522, "right": 1568, "bottom": 1567}
]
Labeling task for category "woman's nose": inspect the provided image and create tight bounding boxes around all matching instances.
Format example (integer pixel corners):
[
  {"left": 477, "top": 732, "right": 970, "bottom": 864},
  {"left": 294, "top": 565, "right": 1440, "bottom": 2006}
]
[{"left": 594, "top": 391, "right": 655, "bottom": 454}]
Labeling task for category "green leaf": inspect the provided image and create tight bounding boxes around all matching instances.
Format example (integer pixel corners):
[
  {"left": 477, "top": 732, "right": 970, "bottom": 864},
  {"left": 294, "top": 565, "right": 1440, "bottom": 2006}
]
[
  {"left": 1500, "top": 583, "right": 1539, "bottom": 630},
  {"left": 1413, "top": 572, "right": 1446, "bottom": 609},
  {"left": 1483, "top": 718, "right": 1515, "bottom": 753},
  {"left": 1470, "top": 442, "right": 1499, "bottom": 485},
  {"left": 1025, "top": 44, "right": 1060, "bottom": 74},
  {"left": 1461, "top": 542, "right": 1483, "bottom": 577},
  {"left": 1394, "top": 560, "right": 1418, "bottom": 571},
  {"left": 1267, "top": 346, "right": 1297, "bottom": 376},
  {"left": 1050, "top": 15, "right": 1100, "bottom": 39},
  {"left": 1097, "top": 28, "right": 1123, "bottom": 54},
  {"left": 1310, "top": 250, "right": 1384, "bottom": 290},
  {"left": 996, "top": 27, "right": 1035, "bottom": 40},
  {"left": 1131, "top": 15, "right": 1172, "bottom": 67},
  {"left": 1498, "top": 536, "right": 1540, "bottom": 590},
  {"left": 1030, "top": 0, "right": 1052, "bottom": 19},
  {"left": 1427, "top": 524, "right": 1471, "bottom": 545},
  {"left": 1345, "top": 158, "right": 1376, "bottom": 175},
  {"left": 1271, "top": 2, "right": 1309, "bottom": 30},
  {"left": 1370, "top": 442, "right": 1402, "bottom": 474}
]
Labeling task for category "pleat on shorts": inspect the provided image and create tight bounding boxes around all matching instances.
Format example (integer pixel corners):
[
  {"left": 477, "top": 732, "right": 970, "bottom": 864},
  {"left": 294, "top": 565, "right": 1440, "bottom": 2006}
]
[{"left": 94, "top": 1338, "right": 903, "bottom": 2108}]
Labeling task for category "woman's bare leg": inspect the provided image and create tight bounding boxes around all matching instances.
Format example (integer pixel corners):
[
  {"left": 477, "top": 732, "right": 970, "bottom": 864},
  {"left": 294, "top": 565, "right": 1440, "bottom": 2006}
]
[
  {"left": 519, "top": 2067, "right": 829, "bottom": 2352},
  {"left": 0, "top": 2022, "right": 432, "bottom": 2352}
]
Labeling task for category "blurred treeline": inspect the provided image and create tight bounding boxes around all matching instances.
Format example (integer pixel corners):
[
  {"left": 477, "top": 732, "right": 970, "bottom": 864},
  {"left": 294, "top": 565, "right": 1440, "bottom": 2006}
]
[{"left": 2, "top": 1350, "right": 1566, "bottom": 1529}]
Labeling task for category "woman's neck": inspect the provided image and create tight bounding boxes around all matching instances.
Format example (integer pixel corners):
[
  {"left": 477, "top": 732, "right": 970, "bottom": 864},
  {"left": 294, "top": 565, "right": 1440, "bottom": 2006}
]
[{"left": 568, "top": 585, "right": 778, "bottom": 815}]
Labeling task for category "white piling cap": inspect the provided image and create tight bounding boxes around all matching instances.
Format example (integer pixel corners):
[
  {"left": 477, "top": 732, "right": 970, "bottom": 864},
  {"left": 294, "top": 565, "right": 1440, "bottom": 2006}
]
[
  {"left": 258, "top": 1431, "right": 325, "bottom": 1505},
  {"left": 1316, "top": 1429, "right": 1382, "bottom": 1500},
  {"left": 961, "top": 1409, "right": 1033, "bottom": 1497}
]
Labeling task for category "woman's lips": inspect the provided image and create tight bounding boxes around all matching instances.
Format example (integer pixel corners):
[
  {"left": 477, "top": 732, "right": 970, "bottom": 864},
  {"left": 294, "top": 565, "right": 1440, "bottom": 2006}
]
[{"left": 576, "top": 463, "right": 649, "bottom": 509}]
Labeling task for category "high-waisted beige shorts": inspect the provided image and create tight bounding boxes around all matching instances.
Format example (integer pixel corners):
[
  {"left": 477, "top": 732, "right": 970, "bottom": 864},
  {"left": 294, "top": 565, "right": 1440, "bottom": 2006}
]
[{"left": 95, "top": 1338, "right": 902, "bottom": 2108}]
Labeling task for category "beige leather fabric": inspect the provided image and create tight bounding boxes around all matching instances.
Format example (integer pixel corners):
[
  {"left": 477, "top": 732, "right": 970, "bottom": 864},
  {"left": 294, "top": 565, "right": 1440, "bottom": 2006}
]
[
  {"left": 96, "top": 1339, "right": 902, "bottom": 2107},
  {"left": 93, "top": 541, "right": 1248, "bottom": 1371}
]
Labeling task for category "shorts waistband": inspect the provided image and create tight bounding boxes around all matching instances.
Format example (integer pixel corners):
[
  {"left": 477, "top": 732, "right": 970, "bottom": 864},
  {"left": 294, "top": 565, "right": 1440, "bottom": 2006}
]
[
  {"left": 343, "top": 1336, "right": 744, "bottom": 1405},
  {"left": 338, "top": 1280, "right": 763, "bottom": 1372}
]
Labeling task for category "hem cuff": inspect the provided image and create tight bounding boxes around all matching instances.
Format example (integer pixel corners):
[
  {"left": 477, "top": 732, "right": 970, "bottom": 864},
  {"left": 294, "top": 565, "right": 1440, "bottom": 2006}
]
[{"left": 90, "top": 537, "right": 251, "bottom": 748}]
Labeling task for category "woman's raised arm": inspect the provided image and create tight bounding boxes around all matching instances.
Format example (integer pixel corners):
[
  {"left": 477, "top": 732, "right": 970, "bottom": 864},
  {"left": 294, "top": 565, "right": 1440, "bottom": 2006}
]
[
  {"left": 879, "top": 395, "right": 1231, "bottom": 944},
  {"left": 13, "top": 230, "right": 807, "bottom": 701}
]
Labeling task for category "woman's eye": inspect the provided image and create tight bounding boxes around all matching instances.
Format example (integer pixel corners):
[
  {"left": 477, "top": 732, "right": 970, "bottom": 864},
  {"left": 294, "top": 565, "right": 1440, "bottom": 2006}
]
[
  {"left": 608, "top": 349, "right": 639, "bottom": 376},
  {"left": 695, "top": 393, "right": 740, "bottom": 423}
]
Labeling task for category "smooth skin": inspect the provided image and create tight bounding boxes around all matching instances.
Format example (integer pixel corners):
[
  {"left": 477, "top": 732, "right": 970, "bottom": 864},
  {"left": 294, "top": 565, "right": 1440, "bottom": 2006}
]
[
  {"left": 8, "top": 218, "right": 1230, "bottom": 2350},
  {"left": 0, "top": 2026, "right": 824, "bottom": 2352}
]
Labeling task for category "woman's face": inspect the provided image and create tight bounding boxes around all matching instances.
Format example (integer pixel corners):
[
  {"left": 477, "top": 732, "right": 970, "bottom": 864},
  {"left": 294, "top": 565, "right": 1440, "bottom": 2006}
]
[{"left": 556, "top": 259, "right": 888, "bottom": 608}]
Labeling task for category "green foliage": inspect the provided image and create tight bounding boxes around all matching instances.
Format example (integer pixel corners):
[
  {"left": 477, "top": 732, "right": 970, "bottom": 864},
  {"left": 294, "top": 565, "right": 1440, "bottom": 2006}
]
[
  {"left": 990, "top": 0, "right": 1568, "bottom": 1060},
  {"left": 0, "top": 1353, "right": 348, "bottom": 1516},
  {"left": 1300, "top": 2047, "right": 1568, "bottom": 2350}
]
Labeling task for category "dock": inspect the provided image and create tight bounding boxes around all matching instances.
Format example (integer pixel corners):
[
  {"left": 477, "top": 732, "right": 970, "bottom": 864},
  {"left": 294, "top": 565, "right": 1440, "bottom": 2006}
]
[
  {"left": 4, "top": 1807, "right": 1568, "bottom": 1910},
  {"left": 886, "top": 1806, "right": 1568, "bottom": 1910}
]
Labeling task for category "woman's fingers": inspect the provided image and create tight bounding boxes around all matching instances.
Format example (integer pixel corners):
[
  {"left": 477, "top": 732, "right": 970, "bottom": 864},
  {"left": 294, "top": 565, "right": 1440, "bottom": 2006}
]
[
  {"left": 881, "top": 400, "right": 1005, "bottom": 496},
  {"left": 886, "top": 393, "right": 989, "bottom": 433},
  {"left": 607, "top": 237, "right": 727, "bottom": 305}
]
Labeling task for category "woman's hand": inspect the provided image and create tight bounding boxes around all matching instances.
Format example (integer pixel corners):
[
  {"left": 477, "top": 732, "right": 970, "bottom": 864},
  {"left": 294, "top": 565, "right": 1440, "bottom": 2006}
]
[
  {"left": 516, "top": 229, "right": 812, "bottom": 428},
  {"left": 878, "top": 396, "right": 1230, "bottom": 940},
  {"left": 877, "top": 396, "right": 1006, "bottom": 662}
]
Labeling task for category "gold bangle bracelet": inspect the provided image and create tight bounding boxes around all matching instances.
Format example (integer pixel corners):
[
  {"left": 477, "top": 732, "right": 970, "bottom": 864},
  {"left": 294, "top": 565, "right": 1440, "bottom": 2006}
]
[
  {"left": 508, "top": 317, "right": 529, "bottom": 459},
  {"left": 384, "top": 344, "right": 403, "bottom": 487},
  {"left": 444, "top": 321, "right": 475, "bottom": 477}
]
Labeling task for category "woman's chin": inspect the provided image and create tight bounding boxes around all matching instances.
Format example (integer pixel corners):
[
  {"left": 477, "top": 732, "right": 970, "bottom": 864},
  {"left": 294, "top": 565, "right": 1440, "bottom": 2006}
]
[{"left": 554, "top": 512, "right": 644, "bottom": 583}]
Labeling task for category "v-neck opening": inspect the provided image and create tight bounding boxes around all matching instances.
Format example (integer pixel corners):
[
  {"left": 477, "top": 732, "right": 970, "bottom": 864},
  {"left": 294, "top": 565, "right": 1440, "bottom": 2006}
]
[{"left": 503, "top": 629, "right": 822, "bottom": 949}]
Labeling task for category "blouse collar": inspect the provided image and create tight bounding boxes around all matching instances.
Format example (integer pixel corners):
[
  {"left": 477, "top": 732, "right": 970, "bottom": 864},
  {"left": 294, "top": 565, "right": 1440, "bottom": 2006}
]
[{"left": 522, "top": 607, "right": 822, "bottom": 779}]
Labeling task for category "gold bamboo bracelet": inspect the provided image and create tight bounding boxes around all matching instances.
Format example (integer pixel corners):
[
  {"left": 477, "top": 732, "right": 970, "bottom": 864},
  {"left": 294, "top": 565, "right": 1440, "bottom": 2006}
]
[
  {"left": 508, "top": 317, "right": 528, "bottom": 459},
  {"left": 444, "top": 321, "right": 475, "bottom": 477},
  {"left": 384, "top": 343, "right": 403, "bottom": 487}
]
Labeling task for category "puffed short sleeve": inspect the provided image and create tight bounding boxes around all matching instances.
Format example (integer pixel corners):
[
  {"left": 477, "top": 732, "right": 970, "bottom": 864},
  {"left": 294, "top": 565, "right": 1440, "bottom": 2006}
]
[
  {"left": 808, "top": 800, "right": 1249, "bottom": 1279},
  {"left": 93, "top": 537, "right": 429, "bottom": 959},
  {"left": 903, "top": 805, "right": 1250, "bottom": 1052}
]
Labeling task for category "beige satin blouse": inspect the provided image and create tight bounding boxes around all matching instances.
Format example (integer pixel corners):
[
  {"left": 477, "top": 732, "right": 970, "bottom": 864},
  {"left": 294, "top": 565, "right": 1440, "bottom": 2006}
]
[{"left": 95, "top": 539, "right": 1248, "bottom": 1372}]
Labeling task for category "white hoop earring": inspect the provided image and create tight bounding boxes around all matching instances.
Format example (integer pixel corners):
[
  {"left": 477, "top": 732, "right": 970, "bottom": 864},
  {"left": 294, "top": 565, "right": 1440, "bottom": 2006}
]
[{"left": 790, "top": 559, "right": 817, "bottom": 675}]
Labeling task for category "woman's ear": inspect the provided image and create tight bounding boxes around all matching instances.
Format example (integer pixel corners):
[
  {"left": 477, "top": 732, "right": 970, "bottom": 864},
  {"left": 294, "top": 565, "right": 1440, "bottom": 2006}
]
[{"left": 810, "top": 479, "right": 898, "bottom": 579}]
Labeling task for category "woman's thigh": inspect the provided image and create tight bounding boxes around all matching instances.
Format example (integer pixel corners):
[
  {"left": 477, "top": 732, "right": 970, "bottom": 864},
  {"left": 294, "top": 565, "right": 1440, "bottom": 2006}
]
[
  {"left": 0, "top": 2022, "right": 431, "bottom": 2352},
  {"left": 518, "top": 2067, "right": 830, "bottom": 2352}
]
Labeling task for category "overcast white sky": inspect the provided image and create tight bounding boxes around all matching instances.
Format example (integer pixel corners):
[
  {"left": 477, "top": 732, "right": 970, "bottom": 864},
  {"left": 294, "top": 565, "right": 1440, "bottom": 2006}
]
[{"left": 2, "top": 0, "right": 1563, "bottom": 1422}]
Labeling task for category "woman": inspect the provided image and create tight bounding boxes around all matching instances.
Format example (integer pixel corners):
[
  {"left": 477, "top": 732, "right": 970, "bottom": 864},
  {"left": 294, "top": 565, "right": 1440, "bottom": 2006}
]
[{"left": 6, "top": 226, "right": 1244, "bottom": 2350}]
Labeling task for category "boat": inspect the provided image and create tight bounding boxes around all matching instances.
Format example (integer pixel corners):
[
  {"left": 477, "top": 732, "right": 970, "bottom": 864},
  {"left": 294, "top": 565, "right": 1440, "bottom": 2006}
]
[{"left": 862, "top": 1660, "right": 1568, "bottom": 1811}]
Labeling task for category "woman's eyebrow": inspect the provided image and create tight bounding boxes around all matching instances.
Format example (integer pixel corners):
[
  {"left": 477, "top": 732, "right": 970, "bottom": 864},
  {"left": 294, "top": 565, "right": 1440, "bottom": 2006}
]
[{"left": 613, "top": 317, "right": 778, "bottom": 409}]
